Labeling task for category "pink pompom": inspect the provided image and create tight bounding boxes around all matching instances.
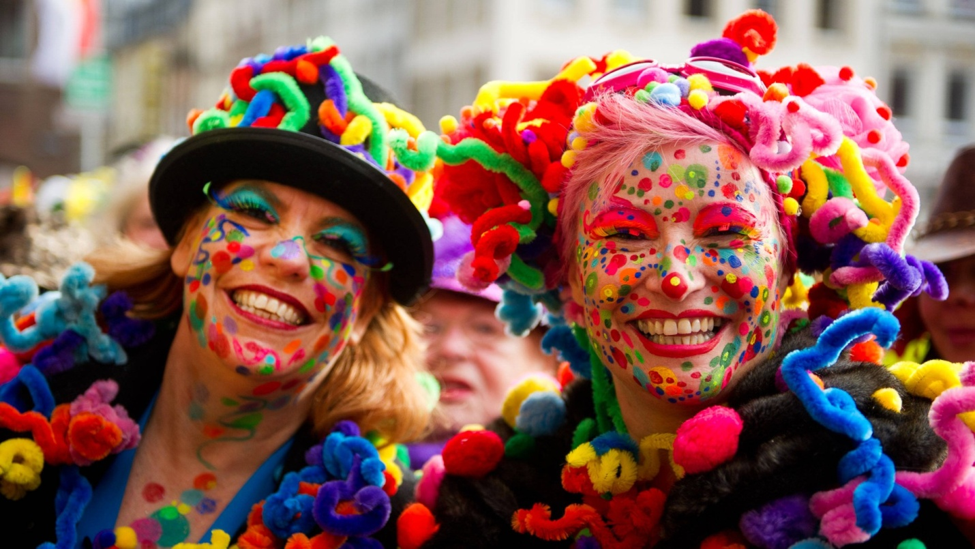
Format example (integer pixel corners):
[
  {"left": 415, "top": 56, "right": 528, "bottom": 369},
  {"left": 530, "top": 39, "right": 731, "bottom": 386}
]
[
  {"left": 415, "top": 455, "right": 446, "bottom": 509},
  {"left": 0, "top": 347, "right": 22, "bottom": 385},
  {"left": 673, "top": 406, "right": 743, "bottom": 474}
]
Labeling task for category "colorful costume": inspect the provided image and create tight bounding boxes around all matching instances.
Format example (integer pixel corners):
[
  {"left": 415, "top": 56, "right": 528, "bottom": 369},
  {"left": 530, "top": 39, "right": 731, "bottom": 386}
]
[{"left": 395, "top": 10, "right": 975, "bottom": 549}]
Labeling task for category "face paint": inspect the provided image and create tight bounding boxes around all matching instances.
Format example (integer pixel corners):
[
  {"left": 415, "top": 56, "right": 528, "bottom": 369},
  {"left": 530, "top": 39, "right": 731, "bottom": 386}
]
[
  {"left": 574, "top": 143, "right": 784, "bottom": 404},
  {"left": 183, "top": 182, "right": 368, "bottom": 378}
]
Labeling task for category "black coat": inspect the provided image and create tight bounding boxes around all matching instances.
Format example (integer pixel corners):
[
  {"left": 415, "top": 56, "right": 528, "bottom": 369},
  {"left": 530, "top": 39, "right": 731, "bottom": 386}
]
[{"left": 424, "top": 328, "right": 971, "bottom": 548}]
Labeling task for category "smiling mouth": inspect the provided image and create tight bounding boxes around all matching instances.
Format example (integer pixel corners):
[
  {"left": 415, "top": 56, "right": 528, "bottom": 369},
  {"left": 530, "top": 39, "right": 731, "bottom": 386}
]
[
  {"left": 231, "top": 289, "right": 307, "bottom": 326},
  {"left": 635, "top": 317, "right": 724, "bottom": 346}
]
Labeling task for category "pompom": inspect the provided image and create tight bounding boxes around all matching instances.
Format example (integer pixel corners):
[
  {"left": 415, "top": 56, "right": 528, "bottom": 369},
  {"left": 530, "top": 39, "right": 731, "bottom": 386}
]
[
  {"left": 673, "top": 406, "right": 743, "bottom": 474},
  {"left": 739, "top": 494, "right": 818, "bottom": 549},
  {"left": 502, "top": 375, "right": 561, "bottom": 428},
  {"left": 690, "top": 38, "right": 749, "bottom": 66},
  {"left": 441, "top": 430, "right": 504, "bottom": 477},
  {"left": 722, "top": 9, "right": 778, "bottom": 56},
  {"left": 397, "top": 503, "right": 440, "bottom": 549},
  {"left": 515, "top": 391, "right": 567, "bottom": 437}
]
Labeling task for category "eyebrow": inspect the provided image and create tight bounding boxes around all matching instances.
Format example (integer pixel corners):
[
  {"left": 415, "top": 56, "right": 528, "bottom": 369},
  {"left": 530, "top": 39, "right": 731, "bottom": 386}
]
[{"left": 693, "top": 203, "right": 759, "bottom": 235}]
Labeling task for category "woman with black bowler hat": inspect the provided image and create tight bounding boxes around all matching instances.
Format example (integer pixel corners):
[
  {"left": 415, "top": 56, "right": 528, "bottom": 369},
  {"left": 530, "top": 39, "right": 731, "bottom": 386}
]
[{"left": 1, "top": 36, "right": 435, "bottom": 548}]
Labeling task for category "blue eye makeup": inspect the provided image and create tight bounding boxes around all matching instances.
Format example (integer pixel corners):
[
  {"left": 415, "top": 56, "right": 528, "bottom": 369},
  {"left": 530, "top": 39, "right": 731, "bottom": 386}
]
[
  {"left": 205, "top": 183, "right": 279, "bottom": 224},
  {"left": 312, "top": 218, "right": 389, "bottom": 270}
]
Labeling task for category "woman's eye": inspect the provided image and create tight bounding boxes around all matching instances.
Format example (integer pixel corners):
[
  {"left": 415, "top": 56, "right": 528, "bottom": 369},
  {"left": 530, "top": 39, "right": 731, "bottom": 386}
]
[
  {"left": 700, "top": 225, "right": 756, "bottom": 240},
  {"left": 219, "top": 192, "right": 279, "bottom": 224},
  {"left": 592, "top": 227, "right": 651, "bottom": 241},
  {"left": 313, "top": 234, "right": 364, "bottom": 261}
]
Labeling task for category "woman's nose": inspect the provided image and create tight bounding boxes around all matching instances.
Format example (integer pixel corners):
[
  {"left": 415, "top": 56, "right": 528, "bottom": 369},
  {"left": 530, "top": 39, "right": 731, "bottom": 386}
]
[
  {"left": 653, "top": 246, "right": 705, "bottom": 301},
  {"left": 261, "top": 237, "right": 312, "bottom": 281}
]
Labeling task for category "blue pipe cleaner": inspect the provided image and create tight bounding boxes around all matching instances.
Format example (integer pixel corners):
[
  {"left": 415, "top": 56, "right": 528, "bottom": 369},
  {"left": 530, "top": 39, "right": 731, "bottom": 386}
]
[
  {"left": 589, "top": 431, "right": 639, "bottom": 456},
  {"left": 541, "top": 324, "right": 590, "bottom": 378},
  {"left": 100, "top": 292, "right": 155, "bottom": 348},
  {"left": 239, "top": 89, "right": 275, "bottom": 127},
  {"left": 321, "top": 431, "right": 385, "bottom": 487},
  {"left": 321, "top": 63, "right": 347, "bottom": 116},
  {"left": 780, "top": 308, "right": 898, "bottom": 440},
  {"left": 0, "top": 364, "right": 55, "bottom": 415},
  {"left": 262, "top": 471, "right": 317, "bottom": 539},
  {"left": 497, "top": 289, "right": 542, "bottom": 337},
  {"left": 38, "top": 466, "right": 92, "bottom": 549}
]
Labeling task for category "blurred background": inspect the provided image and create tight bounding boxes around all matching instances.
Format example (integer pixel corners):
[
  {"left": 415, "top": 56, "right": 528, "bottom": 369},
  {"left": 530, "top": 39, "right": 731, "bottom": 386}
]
[{"left": 1, "top": 0, "right": 974, "bottom": 221}]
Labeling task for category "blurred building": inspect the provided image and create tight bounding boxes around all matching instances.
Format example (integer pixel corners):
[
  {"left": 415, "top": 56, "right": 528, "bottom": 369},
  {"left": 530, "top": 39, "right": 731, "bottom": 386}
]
[{"left": 3, "top": 0, "right": 974, "bottom": 219}]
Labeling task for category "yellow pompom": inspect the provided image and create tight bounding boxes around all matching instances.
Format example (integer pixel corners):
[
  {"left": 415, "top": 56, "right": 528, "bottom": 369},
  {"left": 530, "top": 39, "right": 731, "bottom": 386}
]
[
  {"left": 172, "top": 530, "right": 231, "bottom": 549},
  {"left": 114, "top": 527, "right": 138, "bottom": 549},
  {"left": 574, "top": 105, "right": 596, "bottom": 133},
  {"left": 501, "top": 375, "right": 561, "bottom": 428},
  {"left": 687, "top": 73, "right": 713, "bottom": 92},
  {"left": 570, "top": 136, "right": 588, "bottom": 151},
  {"left": 561, "top": 150, "right": 577, "bottom": 169},
  {"left": 872, "top": 388, "right": 903, "bottom": 413},
  {"left": 459, "top": 424, "right": 485, "bottom": 432},
  {"left": 548, "top": 198, "right": 559, "bottom": 216},
  {"left": 783, "top": 197, "right": 800, "bottom": 216},
  {"left": 439, "top": 115, "right": 458, "bottom": 134},
  {"left": 687, "top": 89, "right": 709, "bottom": 111}
]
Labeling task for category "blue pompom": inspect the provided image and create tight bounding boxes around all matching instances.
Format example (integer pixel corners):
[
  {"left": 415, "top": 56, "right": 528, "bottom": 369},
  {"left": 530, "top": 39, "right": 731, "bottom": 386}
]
[
  {"left": 649, "top": 83, "right": 682, "bottom": 107},
  {"left": 515, "top": 391, "right": 566, "bottom": 437},
  {"left": 672, "top": 77, "right": 691, "bottom": 98}
]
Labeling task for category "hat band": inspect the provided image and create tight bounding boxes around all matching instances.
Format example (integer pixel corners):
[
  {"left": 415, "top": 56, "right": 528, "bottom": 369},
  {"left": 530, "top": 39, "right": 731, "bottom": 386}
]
[{"left": 916, "top": 209, "right": 975, "bottom": 239}]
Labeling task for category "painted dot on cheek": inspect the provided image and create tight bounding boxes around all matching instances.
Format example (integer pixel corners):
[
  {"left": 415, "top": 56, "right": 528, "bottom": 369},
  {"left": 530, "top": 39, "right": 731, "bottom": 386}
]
[{"left": 239, "top": 260, "right": 254, "bottom": 271}]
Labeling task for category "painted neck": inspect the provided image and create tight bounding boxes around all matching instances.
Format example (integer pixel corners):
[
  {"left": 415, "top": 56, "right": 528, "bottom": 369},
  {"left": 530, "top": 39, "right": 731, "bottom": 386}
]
[{"left": 151, "top": 319, "right": 328, "bottom": 471}]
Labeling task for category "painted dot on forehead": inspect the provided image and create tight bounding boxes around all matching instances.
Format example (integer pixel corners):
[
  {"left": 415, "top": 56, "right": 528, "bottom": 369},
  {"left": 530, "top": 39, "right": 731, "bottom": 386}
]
[{"left": 642, "top": 151, "right": 662, "bottom": 171}]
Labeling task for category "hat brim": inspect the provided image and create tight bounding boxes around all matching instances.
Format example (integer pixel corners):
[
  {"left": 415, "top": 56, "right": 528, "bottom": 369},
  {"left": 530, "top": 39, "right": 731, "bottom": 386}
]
[
  {"left": 149, "top": 127, "right": 433, "bottom": 304},
  {"left": 907, "top": 229, "right": 975, "bottom": 264}
]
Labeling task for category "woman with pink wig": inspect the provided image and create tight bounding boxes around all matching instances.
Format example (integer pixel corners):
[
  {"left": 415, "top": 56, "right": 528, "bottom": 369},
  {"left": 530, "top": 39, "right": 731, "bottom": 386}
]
[{"left": 393, "top": 10, "right": 974, "bottom": 549}]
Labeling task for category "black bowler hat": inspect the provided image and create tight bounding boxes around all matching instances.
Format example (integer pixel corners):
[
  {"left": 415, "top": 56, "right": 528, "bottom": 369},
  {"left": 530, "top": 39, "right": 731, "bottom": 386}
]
[{"left": 149, "top": 37, "right": 434, "bottom": 304}]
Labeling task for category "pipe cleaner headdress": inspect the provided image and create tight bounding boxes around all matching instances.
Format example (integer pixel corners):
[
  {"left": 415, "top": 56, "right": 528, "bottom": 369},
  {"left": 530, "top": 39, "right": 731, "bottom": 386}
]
[{"left": 149, "top": 36, "right": 435, "bottom": 304}]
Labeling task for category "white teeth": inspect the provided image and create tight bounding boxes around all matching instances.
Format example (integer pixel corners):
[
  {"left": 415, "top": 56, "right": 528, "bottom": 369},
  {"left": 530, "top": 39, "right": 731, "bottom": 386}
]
[
  {"left": 663, "top": 319, "right": 678, "bottom": 335},
  {"left": 634, "top": 316, "right": 724, "bottom": 346},
  {"left": 232, "top": 290, "right": 306, "bottom": 326}
]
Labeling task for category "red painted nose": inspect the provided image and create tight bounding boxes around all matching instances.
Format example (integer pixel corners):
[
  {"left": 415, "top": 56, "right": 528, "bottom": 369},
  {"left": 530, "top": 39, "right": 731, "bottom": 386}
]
[{"left": 662, "top": 272, "right": 689, "bottom": 300}]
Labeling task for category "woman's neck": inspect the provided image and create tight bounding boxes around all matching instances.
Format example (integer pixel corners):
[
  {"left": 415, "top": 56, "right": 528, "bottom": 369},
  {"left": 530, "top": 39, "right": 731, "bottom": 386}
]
[
  {"left": 150, "top": 320, "right": 324, "bottom": 472},
  {"left": 614, "top": 377, "right": 704, "bottom": 442}
]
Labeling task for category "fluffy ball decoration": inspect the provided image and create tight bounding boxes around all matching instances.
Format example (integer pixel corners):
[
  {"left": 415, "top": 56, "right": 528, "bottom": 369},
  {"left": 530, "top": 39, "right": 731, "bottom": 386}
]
[
  {"left": 414, "top": 454, "right": 445, "bottom": 509},
  {"left": 672, "top": 406, "right": 743, "bottom": 475},
  {"left": 515, "top": 391, "right": 567, "bottom": 437},
  {"left": 441, "top": 429, "right": 504, "bottom": 477},
  {"left": 396, "top": 503, "right": 440, "bottom": 549},
  {"left": 738, "top": 494, "right": 818, "bottom": 549},
  {"left": 0, "top": 347, "right": 20, "bottom": 385},
  {"left": 501, "top": 375, "right": 561, "bottom": 428}
]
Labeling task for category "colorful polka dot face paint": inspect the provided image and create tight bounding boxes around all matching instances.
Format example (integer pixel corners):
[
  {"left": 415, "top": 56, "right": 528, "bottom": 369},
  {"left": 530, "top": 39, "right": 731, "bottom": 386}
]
[
  {"left": 574, "top": 143, "right": 785, "bottom": 404},
  {"left": 181, "top": 181, "right": 369, "bottom": 378}
]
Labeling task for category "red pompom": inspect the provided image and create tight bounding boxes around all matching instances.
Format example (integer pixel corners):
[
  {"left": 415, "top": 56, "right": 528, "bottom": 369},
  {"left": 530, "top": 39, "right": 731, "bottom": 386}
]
[
  {"left": 673, "top": 406, "right": 743, "bottom": 474},
  {"left": 786, "top": 100, "right": 800, "bottom": 113},
  {"left": 442, "top": 430, "right": 504, "bottom": 477},
  {"left": 382, "top": 470, "right": 398, "bottom": 497},
  {"left": 67, "top": 412, "right": 123, "bottom": 462},
  {"left": 850, "top": 339, "right": 884, "bottom": 364},
  {"left": 790, "top": 63, "right": 825, "bottom": 97},
  {"left": 788, "top": 178, "right": 806, "bottom": 200},
  {"left": 700, "top": 530, "right": 749, "bottom": 549},
  {"left": 722, "top": 9, "right": 778, "bottom": 55},
  {"left": 397, "top": 503, "right": 440, "bottom": 549},
  {"left": 897, "top": 153, "right": 910, "bottom": 168},
  {"left": 839, "top": 66, "right": 855, "bottom": 81},
  {"left": 711, "top": 100, "right": 748, "bottom": 135},
  {"left": 867, "top": 129, "right": 883, "bottom": 144},
  {"left": 876, "top": 105, "right": 892, "bottom": 121},
  {"left": 556, "top": 362, "right": 575, "bottom": 388}
]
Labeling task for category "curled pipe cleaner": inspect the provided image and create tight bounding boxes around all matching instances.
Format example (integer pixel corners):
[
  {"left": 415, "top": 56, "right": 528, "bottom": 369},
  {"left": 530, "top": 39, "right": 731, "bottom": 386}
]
[
  {"left": 780, "top": 308, "right": 898, "bottom": 440},
  {"left": 38, "top": 466, "right": 92, "bottom": 549},
  {"left": 0, "top": 364, "right": 55, "bottom": 415},
  {"left": 312, "top": 455, "right": 391, "bottom": 538},
  {"left": 895, "top": 367, "right": 975, "bottom": 518},
  {"left": 261, "top": 472, "right": 317, "bottom": 539},
  {"left": 541, "top": 323, "right": 591, "bottom": 378}
]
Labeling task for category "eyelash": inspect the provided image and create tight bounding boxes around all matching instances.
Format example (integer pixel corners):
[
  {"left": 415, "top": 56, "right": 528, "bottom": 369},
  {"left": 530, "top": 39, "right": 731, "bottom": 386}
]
[
  {"left": 313, "top": 231, "right": 368, "bottom": 259},
  {"left": 593, "top": 226, "right": 650, "bottom": 240},
  {"left": 699, "top": 225, "right": 758, "bottom": 239},
  {"left": 222, "top": 192, "right": 278, "bottom": 224}
]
